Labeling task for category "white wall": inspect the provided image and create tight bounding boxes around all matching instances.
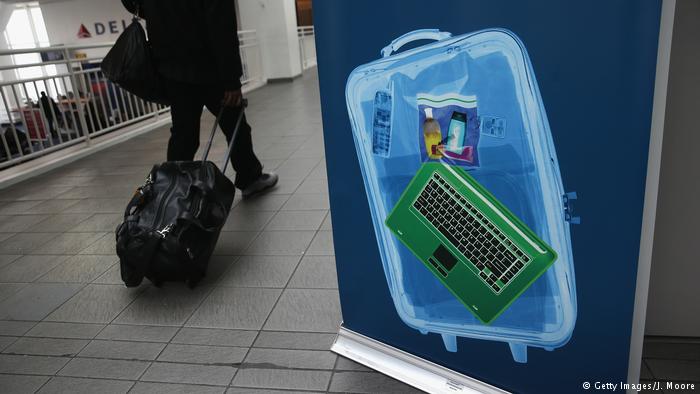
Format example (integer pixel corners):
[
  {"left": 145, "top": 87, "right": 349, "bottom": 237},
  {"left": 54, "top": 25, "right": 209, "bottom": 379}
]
[
  {"left": 645, "top": 0, "right": 700, "bottom": 337},
  {"left": 237, "top": 0, "right": 301, "bottom": 80},
  {"left": 39, "top": 0, "right": 132, "bottom": 58}
]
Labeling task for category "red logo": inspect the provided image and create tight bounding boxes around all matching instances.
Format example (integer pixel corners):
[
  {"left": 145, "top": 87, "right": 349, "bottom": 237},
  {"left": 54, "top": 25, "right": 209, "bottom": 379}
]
[{"left": 77, "top": 24, "right": 92, "bottom": 39}]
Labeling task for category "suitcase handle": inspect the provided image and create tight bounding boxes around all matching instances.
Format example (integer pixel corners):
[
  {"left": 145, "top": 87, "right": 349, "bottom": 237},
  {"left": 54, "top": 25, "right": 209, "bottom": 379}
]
[
  {"left": 200, "top": 98, "right": 248, "bottom": 174},
  {"left": 381, "top": 29, "right": 452, "bottom": 58}
]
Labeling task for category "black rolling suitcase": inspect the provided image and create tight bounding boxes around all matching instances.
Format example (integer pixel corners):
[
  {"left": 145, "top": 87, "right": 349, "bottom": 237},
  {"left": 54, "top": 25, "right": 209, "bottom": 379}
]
[{"left": 116, "top": 100, "right": 247, "bottom": 288}]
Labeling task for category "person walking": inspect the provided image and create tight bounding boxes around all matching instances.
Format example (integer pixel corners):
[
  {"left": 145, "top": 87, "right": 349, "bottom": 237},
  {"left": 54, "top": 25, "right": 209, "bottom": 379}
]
[{"left": 122, "top": 0, "right": 278, "bottom": 197}]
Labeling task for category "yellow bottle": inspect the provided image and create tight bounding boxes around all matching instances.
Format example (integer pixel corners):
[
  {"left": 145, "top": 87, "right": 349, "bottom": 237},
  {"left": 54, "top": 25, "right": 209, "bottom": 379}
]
[{"left": 423, "top": 108, "right": 443, "bottom": 159}]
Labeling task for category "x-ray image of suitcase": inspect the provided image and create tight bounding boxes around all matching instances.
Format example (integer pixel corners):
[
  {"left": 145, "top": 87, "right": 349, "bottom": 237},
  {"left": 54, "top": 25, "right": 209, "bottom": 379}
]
[{"left": 345, "top": 29, "right": 579, "bottom": 363}]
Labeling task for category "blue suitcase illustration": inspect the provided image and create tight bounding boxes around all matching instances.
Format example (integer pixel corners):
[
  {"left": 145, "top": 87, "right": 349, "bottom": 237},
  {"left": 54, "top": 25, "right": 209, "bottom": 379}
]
[{"left": 345, "top": 29, "right": 579, "bottom": 363}]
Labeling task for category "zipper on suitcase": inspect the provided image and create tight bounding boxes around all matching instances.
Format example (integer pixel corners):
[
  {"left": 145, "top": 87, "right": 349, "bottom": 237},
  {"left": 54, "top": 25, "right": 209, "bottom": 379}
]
[{"left": 152, "top": 171, "right": 179, "bottom": 229}]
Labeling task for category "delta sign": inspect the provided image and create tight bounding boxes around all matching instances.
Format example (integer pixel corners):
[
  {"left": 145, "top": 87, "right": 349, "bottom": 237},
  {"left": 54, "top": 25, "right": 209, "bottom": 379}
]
[{"left": 77, "top": 19, "right": 131, "bottom": 39}]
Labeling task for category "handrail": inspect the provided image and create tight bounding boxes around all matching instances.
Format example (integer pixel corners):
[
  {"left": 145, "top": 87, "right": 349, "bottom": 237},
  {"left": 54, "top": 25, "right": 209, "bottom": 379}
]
[
  {"left": 297, "top": 26, "right": 316, "bottom": 70},
  {"left": 0, "top": 30, "right": 264, "bottom": 170}
]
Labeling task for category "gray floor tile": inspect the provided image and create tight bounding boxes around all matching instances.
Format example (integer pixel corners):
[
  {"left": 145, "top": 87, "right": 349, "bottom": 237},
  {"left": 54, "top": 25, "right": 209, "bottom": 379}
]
[
  {"left": 335, "top": 356, "right": 373, "bottom": 372},
  {"left": 115, "top": 285, "right": 212, "bottom": 326},
  {"left": 37, "top": 376, "right": 134, "bottom": 394},
  {"left": 0, "top": 255, "right": 68, "bottom": 283},
  {"left": 172, "top": 328, "right": 257, "bottom": 347},
  {"left": 58, "top": 357, "right": 149, "bottom": 380},
  {"left": 0, "top": 200, "right": 43, "bottom": 215},
  {"left": 0, "top": 335, "right": 17, "bottom": 351},
  {"left": 92, "top": 263, "right": 122, "bottom": 284},
  {"left": 0, "top": 233, "right": 14, "bottom": 243},
  {"left": 79, "top": 339, "right": 165, "bottom": 360},
  {"left": 0, "top": 214, "right": 48, "bottom": 233},
  {"left": 33, "top": 232, "right": 105, "bottom": 255},
  {"left": 222, "top": 210, "right": 275, "bottom": 231},
  {"left": 131, "top": 382, "right": 225, "bottom": 394},
  {"left": 232, "top": 368, "right": 332, "bottom": 391},
  {"left": 281, "top": 193, "right": 329, "bottom": 211},
  {"left": 3, "top": 337, "right": 88, "bottom": 356},
  {"left": 97, "top": 324, "right": 178, "bottom": 343},
  {"left": 264, "top": 289, "right": 341, "bottom": 333},
  {"left": 77, "top": 233, "right": 116, "bottom": 255},
  {"left": 234, "top": 194, "right": 290, "bottom": 211},
  {"left": 258, "top": 145, "right": 297, "bottom": 160},
  {"left": 198, "top": 256, "right": 238, "bottom": 286},
  {"left": 288, "top": 255, "right": 338, "bottom": 289},
  {"left": 186, "top": 287, "right": 281, "bottom": 330},
  {"left": 253, "top": 331, "right": 336, "bottom": 351},
  {"left": 212, "top": 231, "right": 258, "bottom": 256},
  {"left": 25, "top": 199, "right": 82, "bottom": 214},
  {"left": 69, "top": 213, "right": 122, "bottom": 232},
  {"left": 266, "top": 177, "right": 304, "bottom": 195},
  {"left": 244, "top": 348, "right": 336, "bottom": 370},
  {"left": 158, "top": 343, "right": 247, "bottom": 365},
  {"left": 227, "top": 389, "right": 321, "bottom": 394},
  {"left": 643, "top": 340, "right": 700, "bottom": 361},
  {"left": 265, "top": 210, "right": 326, "bottom": 231},
  {"left": 308, "top": 163, "right": 327, "bottom": 180},
  {"left": 320, "top": 213, "right": 332, "bottom": 231},
  {"left": 245, "top": 231, "right": 315, "bottom": 256},
  {"left": 46, "top": 284, "right": 143, "bottom": 324},
  {"left": 0, "top": 233, "right": 58, "bottom": 254},
  {"left": 275, "top": 158, "right": 322, "bottom": 178},
  {"left": 0, "top": 354, "right": 70, "bottom": 374},
  {"left": 27, "top": 213, "right": 92, "bottom": 233},
  {"left": 641, "top": 360, "right": 654, "bottom": 380},
  {"left": 218, "top": 255, "right": 300, "bottom": 288},
  {"left": 306, "top": 231, "right": 335, "bottom": 255},
  {"left": 646, "top": 359, "right": 700, "bottom": 382},
  {"left": 0, "top": 320, "right": 35, "bottom": 336},
  {"left": 37, "top": 255, "right": 116, "bottom": 283},
  {"left": 0, "top": 374, "right": 50, "bottom": 394},
  {"left": 141, "top": 362, "right": 236, "bottom": 386},
  {"left": 297, "top": 178, "right": 329, "bottom": 195},
  {"left": 17, "top": 186, "right": 71, "bottom": 201},
  {"left": 0, "top": 254, "right": 21, "bottom": 269},
  {"left": 62, "top": 198, "right": 125, "bottom": 214},
  {"left": 329, "top": 371, "right": 423, "bottom": 393},
  {"left": 0, "top": 283, "right": 26, "bottom": 302},
  {"left": 26, "top": 322, "right": 105, "bottom": 339},
  {"left": 0, "top": 283, "right": 83, "bottom": 321}
]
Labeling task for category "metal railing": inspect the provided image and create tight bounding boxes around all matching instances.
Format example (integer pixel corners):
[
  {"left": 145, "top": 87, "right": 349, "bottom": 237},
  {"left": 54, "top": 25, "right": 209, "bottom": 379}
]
[
  {"left": 297, "top": 26, "right": 317, "bottom": 70},
  {"left": 238, "top": 30, "right": 264, "bottom": 86},
  {"left": 0, "top": 30, "right": 263, "bottom": 171}
]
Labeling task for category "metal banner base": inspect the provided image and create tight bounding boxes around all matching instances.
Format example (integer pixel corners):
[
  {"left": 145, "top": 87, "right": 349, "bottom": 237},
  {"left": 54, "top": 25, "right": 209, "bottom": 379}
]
[{"left": 331, "top": 325, "right": 510, "bottom": 394}]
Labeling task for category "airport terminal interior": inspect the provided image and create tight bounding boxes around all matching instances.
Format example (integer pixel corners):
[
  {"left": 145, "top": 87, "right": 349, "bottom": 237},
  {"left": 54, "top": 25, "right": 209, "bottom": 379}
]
[{"left": 0, "top": 0, "right": 697, "bottom": 393}]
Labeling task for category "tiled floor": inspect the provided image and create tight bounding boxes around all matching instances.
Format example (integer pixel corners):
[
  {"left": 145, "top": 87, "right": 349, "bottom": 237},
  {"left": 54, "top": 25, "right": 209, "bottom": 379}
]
[
  {"left": 0, "top": 69, "right": 420, "bottom": 394},
  {"left": 0, "top": 69, "right": 697, "bottom": 393}
]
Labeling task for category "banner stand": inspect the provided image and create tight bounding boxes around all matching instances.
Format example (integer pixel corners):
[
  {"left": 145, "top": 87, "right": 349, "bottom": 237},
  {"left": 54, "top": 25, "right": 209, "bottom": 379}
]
[{"left": 331, "top": 326, "right": 509, "bottom": 394}]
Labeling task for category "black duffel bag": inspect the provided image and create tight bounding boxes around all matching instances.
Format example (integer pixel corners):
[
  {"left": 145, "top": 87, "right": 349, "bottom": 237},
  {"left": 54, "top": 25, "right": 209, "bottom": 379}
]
[
  {"left": 101, "top": 5, "right": 167, "bottom": 105},
  {"left": 116, "top": 101, "right": 247, "bottom": 287}
]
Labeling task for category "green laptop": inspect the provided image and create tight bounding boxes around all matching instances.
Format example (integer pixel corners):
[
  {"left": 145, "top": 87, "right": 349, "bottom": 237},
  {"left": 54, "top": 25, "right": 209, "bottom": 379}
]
[{"left": 385, "top": 162, "right": 557, "bottom": 324}]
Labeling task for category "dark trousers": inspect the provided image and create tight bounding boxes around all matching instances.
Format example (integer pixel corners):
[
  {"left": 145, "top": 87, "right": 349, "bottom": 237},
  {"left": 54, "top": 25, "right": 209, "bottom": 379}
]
[{"left": 165, "top": 80, "right": 262, "bottom": 189}]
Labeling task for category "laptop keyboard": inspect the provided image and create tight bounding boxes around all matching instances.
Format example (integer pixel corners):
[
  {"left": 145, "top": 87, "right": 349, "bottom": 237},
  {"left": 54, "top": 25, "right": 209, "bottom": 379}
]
[{"left": 412, "top": 172, "right": 531, "bottom": 293}]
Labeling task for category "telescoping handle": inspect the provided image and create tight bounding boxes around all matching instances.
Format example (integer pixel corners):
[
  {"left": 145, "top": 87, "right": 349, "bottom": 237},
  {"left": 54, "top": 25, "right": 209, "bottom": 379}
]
[
  {"left": 381, "top": 29, "right": 453, "bottom": 58},
  {"left": 201, "top": 98, "right": 248, "bottom": 173}
]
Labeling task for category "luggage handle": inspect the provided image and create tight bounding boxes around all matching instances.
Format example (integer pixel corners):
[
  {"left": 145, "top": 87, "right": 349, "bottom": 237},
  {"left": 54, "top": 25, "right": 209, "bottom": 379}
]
[
  {"left": 381, "top": 29, "right": 453, "bottom": 58},
  {"left": 200, "top": 98, "right": 248, "bottom": 173}
]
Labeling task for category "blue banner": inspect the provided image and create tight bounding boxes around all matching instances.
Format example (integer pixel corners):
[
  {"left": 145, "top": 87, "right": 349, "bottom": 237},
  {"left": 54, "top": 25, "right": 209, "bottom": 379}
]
[{"left": 316, "top": 1, "right": 663, "bottom": 392}]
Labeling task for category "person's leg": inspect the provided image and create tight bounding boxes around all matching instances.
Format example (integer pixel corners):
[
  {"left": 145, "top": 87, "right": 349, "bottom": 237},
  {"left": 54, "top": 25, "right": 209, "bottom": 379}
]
[
  {"left": 167, "top": 83, "right": 205, "bottom": 161},
  {"left": 204, "top": 96, "right": 263, "bottom": 189}
]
